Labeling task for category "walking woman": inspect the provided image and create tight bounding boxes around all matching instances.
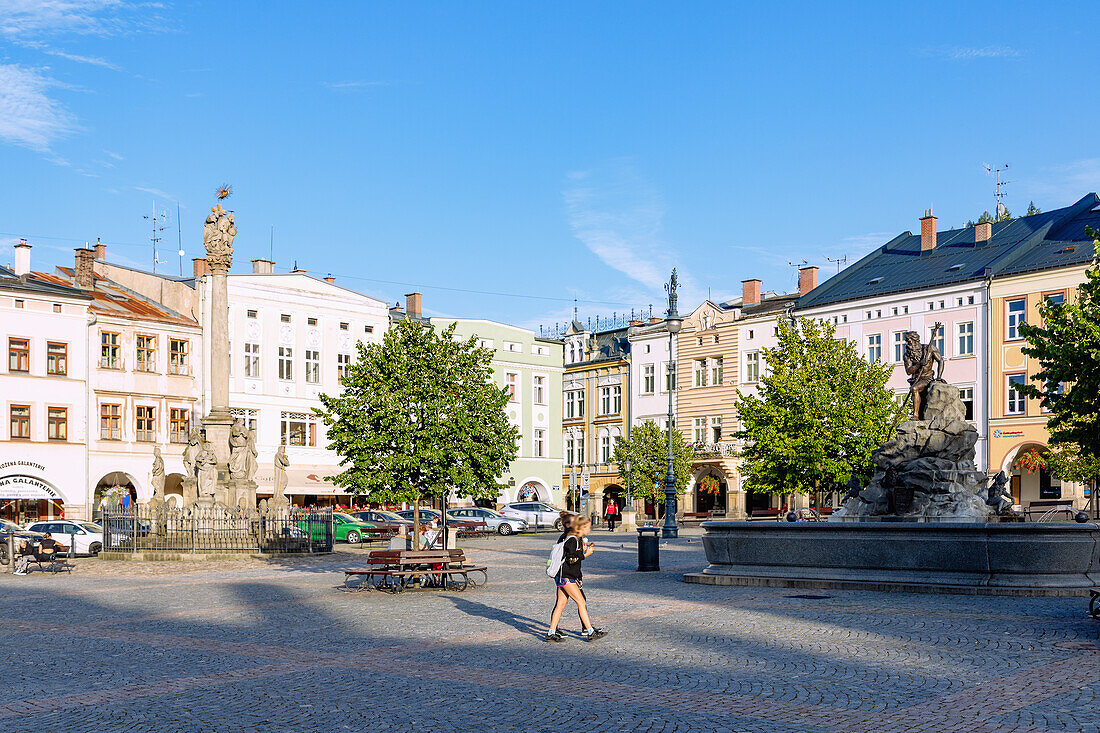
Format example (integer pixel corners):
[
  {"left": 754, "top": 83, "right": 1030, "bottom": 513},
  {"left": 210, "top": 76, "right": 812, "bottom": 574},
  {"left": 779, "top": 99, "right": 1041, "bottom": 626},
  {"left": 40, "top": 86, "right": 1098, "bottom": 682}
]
[
  {"left": 605, "top": 499, "right": 619, "bottom": 531},
  {"left": 546, "top": 516, "right": 606, "bottom": 642}
]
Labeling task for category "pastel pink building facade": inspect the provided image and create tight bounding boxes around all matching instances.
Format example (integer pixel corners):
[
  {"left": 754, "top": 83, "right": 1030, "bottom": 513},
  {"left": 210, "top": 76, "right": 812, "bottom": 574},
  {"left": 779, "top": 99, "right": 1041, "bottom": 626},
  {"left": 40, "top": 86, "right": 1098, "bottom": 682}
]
[{"left": 796, "top": 281, "right": 989, "bottom": 470}]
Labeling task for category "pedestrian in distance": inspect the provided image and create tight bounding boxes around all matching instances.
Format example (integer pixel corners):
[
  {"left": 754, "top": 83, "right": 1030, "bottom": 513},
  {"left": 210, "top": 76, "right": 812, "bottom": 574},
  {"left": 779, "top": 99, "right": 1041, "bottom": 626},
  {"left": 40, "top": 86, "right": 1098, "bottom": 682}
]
[
  {"left": 545, "top": 515, "right": 606, "bottom": 643},
  {"left": 605, "top": 500, "right": 619, "bottom": 531}
]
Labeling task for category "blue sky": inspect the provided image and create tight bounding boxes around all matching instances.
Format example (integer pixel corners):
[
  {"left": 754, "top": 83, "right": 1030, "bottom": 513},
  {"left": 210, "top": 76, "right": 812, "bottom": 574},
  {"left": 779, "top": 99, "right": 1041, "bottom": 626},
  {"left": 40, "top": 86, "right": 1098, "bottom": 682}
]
[{"left": 2, "top": 2, "right": 1099, "bottom": 331}]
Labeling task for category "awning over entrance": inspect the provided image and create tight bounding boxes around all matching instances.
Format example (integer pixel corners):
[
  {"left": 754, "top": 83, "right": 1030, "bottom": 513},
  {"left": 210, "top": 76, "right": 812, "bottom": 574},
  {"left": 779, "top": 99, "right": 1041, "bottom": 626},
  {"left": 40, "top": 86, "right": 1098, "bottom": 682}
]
[
  {"left": 0, "top": 474, "right": 63, "bottom": 501},
  {"left": 254, "top": 467, "right": 346, "bottom": 496}
]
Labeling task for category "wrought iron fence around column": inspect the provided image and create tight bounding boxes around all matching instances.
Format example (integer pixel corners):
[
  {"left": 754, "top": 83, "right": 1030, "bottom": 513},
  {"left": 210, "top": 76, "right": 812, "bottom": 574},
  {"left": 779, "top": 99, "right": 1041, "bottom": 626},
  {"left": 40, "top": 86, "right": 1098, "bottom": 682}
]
[{"left": 102, "top": 505, "right": 333, "bottom": 554}]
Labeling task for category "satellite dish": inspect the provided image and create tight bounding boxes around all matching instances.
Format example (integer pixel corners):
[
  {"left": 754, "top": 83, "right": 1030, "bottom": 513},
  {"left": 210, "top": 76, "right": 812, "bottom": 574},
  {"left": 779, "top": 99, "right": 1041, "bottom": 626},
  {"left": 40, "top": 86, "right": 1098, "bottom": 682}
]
[{"left": 996, "top": 202, "right": 1007, "bottom": 219}]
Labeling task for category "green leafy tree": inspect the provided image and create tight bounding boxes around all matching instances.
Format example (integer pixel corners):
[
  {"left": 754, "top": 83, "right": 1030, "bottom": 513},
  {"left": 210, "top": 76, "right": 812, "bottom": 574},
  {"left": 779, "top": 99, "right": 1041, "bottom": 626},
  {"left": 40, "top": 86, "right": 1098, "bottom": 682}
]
[
  {"left": 966, "top": 211, "right": 996, "bottom": 227},
  {"left": 996, "top": 206, "right": 1013, "bottom": 222},
  {"left": 611, "top": 420, "right": 692, "bottom": 506},
  {"left": 1019, "top": 234, "right": 1100, "bottom": 510},
  {"left": 735, "top": 318, "right": 901, "bottom": 496},
  {"left": 1026, "top": 201, "right": 1042, "bottom": 216},
  {"left": 315, "top": 318, "right": 519, "bottom": 545}
]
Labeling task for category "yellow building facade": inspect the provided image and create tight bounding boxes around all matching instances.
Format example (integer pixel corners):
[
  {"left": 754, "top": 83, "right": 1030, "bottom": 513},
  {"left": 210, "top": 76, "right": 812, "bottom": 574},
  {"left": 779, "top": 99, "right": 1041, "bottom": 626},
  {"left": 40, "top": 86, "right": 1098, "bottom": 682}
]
[{"left": 989, "top": 264, "right": 1090, "bottom": 509}]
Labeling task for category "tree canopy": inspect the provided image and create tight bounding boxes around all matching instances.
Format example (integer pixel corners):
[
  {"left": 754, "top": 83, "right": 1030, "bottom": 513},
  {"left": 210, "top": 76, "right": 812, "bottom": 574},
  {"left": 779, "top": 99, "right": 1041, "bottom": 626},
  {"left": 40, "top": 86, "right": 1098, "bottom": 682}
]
[
  {"left": 315, "top": 318, "right": 519, "bottom": 513},
  {"left": 735, "top": 317, "right": 901, "bottom": 495},
  {"left": 1018, "top": 233, "right": 1100, "bottom": 495},
  {"left": 611, "top": 420, "right": 692, "bottom": 503}
]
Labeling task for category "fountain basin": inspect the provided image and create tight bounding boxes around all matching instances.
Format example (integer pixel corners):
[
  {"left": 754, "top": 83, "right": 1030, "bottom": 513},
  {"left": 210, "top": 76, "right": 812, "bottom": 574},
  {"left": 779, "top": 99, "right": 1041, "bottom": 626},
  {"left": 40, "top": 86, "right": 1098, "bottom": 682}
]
[{"left": 683, "top": 520, "right": 1100, "bottom": 596}]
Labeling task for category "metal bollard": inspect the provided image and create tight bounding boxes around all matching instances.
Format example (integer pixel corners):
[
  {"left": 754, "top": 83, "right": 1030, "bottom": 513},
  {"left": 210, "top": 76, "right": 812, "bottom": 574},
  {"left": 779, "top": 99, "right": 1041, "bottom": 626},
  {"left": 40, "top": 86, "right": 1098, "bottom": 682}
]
[
  {"left": 636, "top": 525, "right": 660, "bottom": 572},
  {"left": 6, "top": 535, "right": 13, "bottom": 574}
]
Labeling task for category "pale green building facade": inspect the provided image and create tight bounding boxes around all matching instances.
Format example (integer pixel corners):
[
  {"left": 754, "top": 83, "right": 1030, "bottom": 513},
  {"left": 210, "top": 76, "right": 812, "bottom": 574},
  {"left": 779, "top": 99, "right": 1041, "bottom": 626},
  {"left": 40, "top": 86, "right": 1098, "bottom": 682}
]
[{"left": 432, "top": 319, "right": 565, "bottom": 508}]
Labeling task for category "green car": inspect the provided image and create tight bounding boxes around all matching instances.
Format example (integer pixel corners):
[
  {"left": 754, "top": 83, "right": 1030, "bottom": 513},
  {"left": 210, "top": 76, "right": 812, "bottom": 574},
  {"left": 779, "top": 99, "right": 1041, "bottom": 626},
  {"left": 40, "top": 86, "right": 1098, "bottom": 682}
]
[{"left": 298, "top": 512, "right": 379, "bottom": 544}]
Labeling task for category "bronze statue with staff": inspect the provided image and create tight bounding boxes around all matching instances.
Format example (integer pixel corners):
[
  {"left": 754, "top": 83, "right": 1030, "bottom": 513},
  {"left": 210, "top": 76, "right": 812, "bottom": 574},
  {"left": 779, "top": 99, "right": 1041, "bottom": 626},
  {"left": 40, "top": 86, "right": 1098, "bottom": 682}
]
[{"left": 903, "top": 322, "right": 945, "bottom": 420}]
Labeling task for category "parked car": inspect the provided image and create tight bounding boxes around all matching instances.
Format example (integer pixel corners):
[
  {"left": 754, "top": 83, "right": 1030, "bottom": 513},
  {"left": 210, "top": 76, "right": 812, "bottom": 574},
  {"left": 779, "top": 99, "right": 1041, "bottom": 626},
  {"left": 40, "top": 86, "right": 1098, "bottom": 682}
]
[
  {"left": 297, "top": 513, "right": 379, "bottom": 544},
  {"left": 348, "top": 509, "right": 413, "bottom": 534},
  {"left": 394, "top": 509, "right": 489, "bottom": 534},
  {"left": 24, "top": 520, "right": 104, "bottom": 555},
  {"left": 447, "top": 507, "right": 527, "bottom": 535},
  {"left": 499, "top": 502, "right": 566, "bottom": 530}
]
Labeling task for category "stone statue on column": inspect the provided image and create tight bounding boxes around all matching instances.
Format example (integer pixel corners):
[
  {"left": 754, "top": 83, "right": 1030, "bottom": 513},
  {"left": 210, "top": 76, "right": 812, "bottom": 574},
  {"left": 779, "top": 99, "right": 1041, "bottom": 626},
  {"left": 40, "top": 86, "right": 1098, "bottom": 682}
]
[
  {"left": 181, "top": 429, "right": 202, "bottom": 505},
  {"left": 203, "top": 204, "right": 236, "bottom": 271},
  {"left": 195, "top": 442, "right": 219, "bottom": 506},
  {"left": 245, "top": 428, "right": 258, "bottom": 481},
  {"left": 228, "top": 419, "right": 250, "bottom": 479},
  {"left": 150, "top": 446, "right": 165, "bottom": 505}
]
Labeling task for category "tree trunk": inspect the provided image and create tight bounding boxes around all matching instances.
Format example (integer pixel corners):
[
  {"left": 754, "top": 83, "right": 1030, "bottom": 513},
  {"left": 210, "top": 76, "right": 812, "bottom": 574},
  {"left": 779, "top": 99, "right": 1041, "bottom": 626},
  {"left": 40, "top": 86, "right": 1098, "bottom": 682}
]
[{"left": 412, "top": 496, "right": 421, "bottom": 551}]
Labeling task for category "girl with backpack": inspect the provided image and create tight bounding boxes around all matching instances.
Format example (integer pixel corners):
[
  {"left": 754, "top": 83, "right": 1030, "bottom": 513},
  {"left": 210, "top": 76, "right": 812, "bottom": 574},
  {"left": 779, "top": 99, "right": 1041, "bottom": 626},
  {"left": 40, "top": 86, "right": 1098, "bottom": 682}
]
[{"left": 545, "top": 516, "right": 606, "bottom": 642}]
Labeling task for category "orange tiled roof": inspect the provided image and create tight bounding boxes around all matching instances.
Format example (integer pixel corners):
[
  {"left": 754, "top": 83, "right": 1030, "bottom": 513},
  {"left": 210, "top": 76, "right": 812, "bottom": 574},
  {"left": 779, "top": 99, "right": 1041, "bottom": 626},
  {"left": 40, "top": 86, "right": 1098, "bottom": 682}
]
[{"left": 32, "top": 268, "right": 199, "bottom": 328}]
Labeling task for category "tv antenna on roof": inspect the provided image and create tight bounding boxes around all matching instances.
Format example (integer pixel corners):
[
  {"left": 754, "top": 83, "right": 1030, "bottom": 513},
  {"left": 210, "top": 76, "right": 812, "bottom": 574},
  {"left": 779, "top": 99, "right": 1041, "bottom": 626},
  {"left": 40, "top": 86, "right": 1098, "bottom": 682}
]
[
  {"left": 825, "top": 254, "right": 848, "bottom": 274},
  {"left": 984, "top": 163, "right": 1011, "bottom": 220},
  {"left": 144, "top": 200, "right": 169, "bottom": 274},
  {"left": 787, "top": 259, "right": 808, "bottom": 287}
]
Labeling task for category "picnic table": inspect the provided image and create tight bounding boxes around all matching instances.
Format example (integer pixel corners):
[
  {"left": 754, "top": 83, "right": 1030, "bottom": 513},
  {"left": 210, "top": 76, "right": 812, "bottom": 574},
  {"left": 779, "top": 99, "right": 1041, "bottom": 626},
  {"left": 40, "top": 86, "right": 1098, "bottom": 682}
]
[{"left": 343, "top": 549, "right": 487, "bottom": 593}]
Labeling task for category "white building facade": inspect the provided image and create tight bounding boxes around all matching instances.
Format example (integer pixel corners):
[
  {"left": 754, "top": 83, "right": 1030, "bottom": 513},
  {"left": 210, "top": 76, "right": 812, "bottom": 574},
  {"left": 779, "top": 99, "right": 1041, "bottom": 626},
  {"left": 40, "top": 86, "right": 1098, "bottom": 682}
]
[{"left": 627, "top": 318, "right": 677, "bottom": 432}]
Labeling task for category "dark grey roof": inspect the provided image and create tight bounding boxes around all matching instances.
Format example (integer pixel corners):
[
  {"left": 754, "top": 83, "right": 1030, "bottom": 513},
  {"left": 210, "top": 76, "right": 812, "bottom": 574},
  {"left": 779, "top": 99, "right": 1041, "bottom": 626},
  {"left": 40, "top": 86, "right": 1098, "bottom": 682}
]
[
  {"left": 721, "top": 291, "right": 799, "bottom": 318},
  {"left": 0, "top": 266, "right": 92, "bottom": 299},
  {"left": 575, "top": 326, "right": 630, "bottom": 365},
  {"left": 796, "top": 193, "right": 1100, "bottom": 309}
]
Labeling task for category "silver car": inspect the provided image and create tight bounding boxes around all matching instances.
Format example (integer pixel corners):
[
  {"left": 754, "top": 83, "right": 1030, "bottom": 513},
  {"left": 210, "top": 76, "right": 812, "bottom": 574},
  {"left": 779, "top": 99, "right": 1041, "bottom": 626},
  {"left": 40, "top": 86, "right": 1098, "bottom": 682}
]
[
  {"left": 448, "top": 508, "right": 528, "bottom": 536},
  {"left": 499, "top": 502, "right": 565, "bottom": 531}
]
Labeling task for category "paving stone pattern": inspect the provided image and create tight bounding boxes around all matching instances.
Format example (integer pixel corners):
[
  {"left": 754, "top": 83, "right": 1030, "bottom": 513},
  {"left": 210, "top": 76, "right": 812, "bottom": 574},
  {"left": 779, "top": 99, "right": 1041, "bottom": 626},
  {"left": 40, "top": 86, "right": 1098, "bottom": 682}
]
[{"left": 1, "top": 532, "right": 1098, "bottom": 732}]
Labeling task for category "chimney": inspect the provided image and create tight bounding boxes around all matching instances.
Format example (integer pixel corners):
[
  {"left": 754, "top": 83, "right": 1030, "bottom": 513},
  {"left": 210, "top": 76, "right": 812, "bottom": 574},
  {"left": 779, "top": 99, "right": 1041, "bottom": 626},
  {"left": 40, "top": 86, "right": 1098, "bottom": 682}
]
[
  {"left": 629, "top": 319, "right": 643, "bottom": 327},
  {"left": 323, "top": 275, "right": 335, "bottom": 284},
  {"left": 405, "top": 292, "right": 422, "bottom": 319},
  {"left": 798, "top": 266, "right": 819, "bottom": 296},
  {"left": 289, "top": 265, "right": 307, "bottom": 274},
  {"left": 93, "top": 240, "right": 106, "bottom": 261},
  {"left": 920, "top": 209, "right": 937, "bottom": 252},
  {"left": 74, "top": 247, "right": 95, "bottom": 288},
  {"left": 741, "top": 278, "right": 762, "bottom": 307},
  {"left": 648, "top": 317, "right": 662, "bottom": 324},
  {"left": 974, "top": 221, "right": 992, "bottom": 244},
  {"left": 251, "top": 258, "right": 274, "bottom": 274},
  {"left": 14, "top": 240, "right": 30, "bottom": 277},
  {"left": 192, "top": 258, "right": 210, "bottom": 278}
]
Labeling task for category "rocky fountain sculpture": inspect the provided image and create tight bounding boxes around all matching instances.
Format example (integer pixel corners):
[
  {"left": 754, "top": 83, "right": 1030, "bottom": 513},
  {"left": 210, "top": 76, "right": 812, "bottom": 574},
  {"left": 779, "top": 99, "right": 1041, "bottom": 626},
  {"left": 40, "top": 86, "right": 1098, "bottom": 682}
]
[
  {"left": 685, "top": 327, "right": 1098, "bottom": 594},
  {"left": 833, "top": 327, "right": 1017, "bottom": 522}
]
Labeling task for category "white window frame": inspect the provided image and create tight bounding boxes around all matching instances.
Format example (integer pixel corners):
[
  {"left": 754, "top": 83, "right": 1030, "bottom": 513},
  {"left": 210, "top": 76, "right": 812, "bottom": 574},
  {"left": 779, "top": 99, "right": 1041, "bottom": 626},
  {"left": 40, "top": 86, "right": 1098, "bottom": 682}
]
[
  {"left": 745, "top": 351, "right": 760, "bottom": 383},
  {"left": 867, "top": 334, "right": 882, "bottom": 363},
  {"left": 1006, "top": 375, "right": 1026, "bottom": 415},
  {"left": 534, "top": 428, "right": 546, "bottom": 458},
  {"left": 693, "top": 417, "right": 706, "bottom": 443},
  {"left": 892, "top": 331, "right": 905, "bottom": 364},
  {"left": 956, "top": 322, "right": 974, "bottom": 356},
  {"left": 278, "top": 346, "right": 294, "bottom": 381},
  {"left": 244, "top": 342, "right": 260, "bottom": 378},
  {"left": 1007, "top": 298, "right": 1026, "bottom": 340},
  {"left": 643, "top": 364, "right": 655, "bottom": 394},
  {"left": 711, "top": 357, "right": 723, "bottom": 386},
  {"left": 532, "top": 375, "right": 546, "bottom": 405},
  {"left": 305, "top": 349, "right": 321, "bottom": 384}
]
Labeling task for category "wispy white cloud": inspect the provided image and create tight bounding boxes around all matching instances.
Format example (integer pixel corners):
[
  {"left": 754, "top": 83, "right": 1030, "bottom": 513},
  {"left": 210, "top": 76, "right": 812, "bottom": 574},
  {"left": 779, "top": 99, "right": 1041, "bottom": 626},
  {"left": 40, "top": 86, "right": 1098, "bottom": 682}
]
[
  {"left": 1025, "top": 158, "right": 1100, "bottom": 207},
  {"left": 0, "top": 64, "right": 76, "bottom": 150},
  {"left": 322, "top": 80, "right": 391, "bottom": 91},
  {"left": 134, "top": 185, "right": 176, "bottom": 200},
  {"left": 0, "top": 1, "right": 162, "bottom": 37},
  {"left": 103, "top": 149, "right": 123, "bottom": 160},
  {"left": 921, "top": 45, "right": 1021, "bottom": 61},
  {"left": 564, "top": 160, "right": 708, "bottom": 309}
]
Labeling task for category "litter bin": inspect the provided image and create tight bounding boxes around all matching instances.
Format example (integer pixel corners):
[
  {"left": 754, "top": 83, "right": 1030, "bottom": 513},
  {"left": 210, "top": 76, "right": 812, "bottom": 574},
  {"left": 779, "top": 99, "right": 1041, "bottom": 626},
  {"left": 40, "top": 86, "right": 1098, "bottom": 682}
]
[{"left": 637, "top": 525, "right": 660, "bottom": 572}]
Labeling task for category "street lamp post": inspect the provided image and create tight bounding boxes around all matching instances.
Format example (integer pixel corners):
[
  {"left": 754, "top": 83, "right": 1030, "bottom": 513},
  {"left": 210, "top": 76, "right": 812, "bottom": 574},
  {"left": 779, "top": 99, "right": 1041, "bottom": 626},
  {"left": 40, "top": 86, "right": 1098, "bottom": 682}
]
[{"left": 662, "top": 269, "right": 682, "bottom": 539}]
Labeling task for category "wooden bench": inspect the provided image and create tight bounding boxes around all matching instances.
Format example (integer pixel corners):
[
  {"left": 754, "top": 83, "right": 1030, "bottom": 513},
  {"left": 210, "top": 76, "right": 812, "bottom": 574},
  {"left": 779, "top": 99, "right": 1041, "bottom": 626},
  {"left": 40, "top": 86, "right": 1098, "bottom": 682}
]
[
  {"left": 681, "top": 511, "right": 724, "bottom": 524},
  {"left": 344, "top": 549, "right": 487, "bottom": 593}
]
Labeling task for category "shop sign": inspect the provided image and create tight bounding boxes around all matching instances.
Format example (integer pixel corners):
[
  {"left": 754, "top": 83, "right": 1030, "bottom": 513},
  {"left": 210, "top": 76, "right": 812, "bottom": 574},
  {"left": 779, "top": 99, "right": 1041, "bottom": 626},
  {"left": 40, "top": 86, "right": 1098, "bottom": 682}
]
[
  {"left": 993, "top": 429, "right": 1026, "bottom": 439},
  {"left": 0, "top": 474, "right": 62, "bottom": 500}
]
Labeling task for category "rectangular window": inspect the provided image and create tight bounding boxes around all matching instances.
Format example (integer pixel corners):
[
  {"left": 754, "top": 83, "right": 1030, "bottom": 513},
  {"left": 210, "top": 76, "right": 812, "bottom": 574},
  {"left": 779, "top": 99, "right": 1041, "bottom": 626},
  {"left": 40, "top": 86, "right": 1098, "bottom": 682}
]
[
  {"left": 244, "top": 342, "right": 260, "bottom": 378},
  {"left": 9, "top": 338, "right": 29, "bottom": 372},
  {"left": 1006, "top": 298, "right": 1026, "bottom": 340},
  {"left": 694, "top": 359, "right": 707, "bottom": 387},
  {"left": 281, "top": 411, "right": 317, "bottom": 447},
  {"left": 693, "top": 417, "right": 706, "bottom": 443},
  {"left": 1044, "top": 291, "right": 1065, "bottom": 307},
  {"left": 958, "top": 387, "right": 974, "bottom": 421},
  {"left": 533, "top": 376, "right": 546, "bottom": 405},
  {"left": 577, "top": 389, "right": 585, "bottom": 417},
  {"left": 612, "top": 385, "right": 622, "bottom": 414},
  {"left": 931, "top": 328, "right": 945, "bottom": 357},
  {"left": 100, "top": 404, "right": 121, "bottom": 440},
  {"left": 364, "top": 325, "right": 374, "bottom": 334},
  {"left": 337, "top": 353, "right": 351, "bottom": 382},
  {"left": 305, "top": 349, "right": 320, "bottom": 384},
  {"left": 307, "top": 317, "right": 318, "bottom": 326},
  {"left": 576, "top": 435, "right": 584, "bottom": 464},
  {"left": 956, "top": 322, "right": 974, "bottom": 356},
  {"left": 135, "top": 405, "right": 156, "bottom": 442},
  {"left": 600, "top": 387, "right": 611, "bottom": 415},
  {"left": 643, "top": 364, "right": 655, "bottom": 394},
  {"left": 506, "top": 373, "right": 518, "bottom": 402},
  {"left": 745, "top": 351, "right": 760, "bottom": 383},
  {"left": 600, "top": 435, "right": 611, "bottom": 463},
  {"left": 1006, "top": 374, "right": 1027, "bottom": 415},
  {"left": 280, "top": 314, "right": 291, "bottom": 323},
  {"left": 565, "top": 437, "right": 574, "bottom": 466},
  {"left": 46, "top": 342, "right": 67, "bottom": 376},
  {"left": 711, "top": 416, "right": 723, "bottom": 443},
  {"left": 14, "top": 299, "right": 23, "bottom": 308},
  {"left": 534, "top": 428, "right": 546, "bottom": 458},
  {"left": 892, "top": 332, "right": 905, "bottom": 363},
  {"left": 711, "top": 357, "right": 724, "bottom": 386},
  {"left": 135, "top": 334, "right": 156, "bottom": 372},
  {"left": 565, "top": 391, "right": 575, "bottom": 419},
  {"left": 47, "top": 406, "right": 67, "bottom": 441},
  {"left": 100, "top": 332, "right": 120, "bottom": 369},
  {"left": 169, "top": 339, "right": 189, "bottom": 375},
  {"left": 278, "top": 346, "right": 294, "bottom": 380},
  {"left": 339, "top": 322, "right": 349, "bottom": 331},
  {"left": 10, "top": 405, "right": 30, "bottom": 439},
  {"left": 867, "top": 333, "right": 882, "bottom": 363},
  {"left": 247, "top": 309, "right": 257, "bottom": 319},
  {"left": 169, "top": 408, "right": 190, "bottom": 443}
]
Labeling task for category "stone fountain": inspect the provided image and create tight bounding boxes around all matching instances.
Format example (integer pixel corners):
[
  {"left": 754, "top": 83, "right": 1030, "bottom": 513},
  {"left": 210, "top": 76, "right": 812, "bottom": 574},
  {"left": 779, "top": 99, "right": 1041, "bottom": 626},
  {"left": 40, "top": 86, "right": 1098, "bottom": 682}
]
[{"left": 684, "top": 329, "right": 1099, "bottom": 595}]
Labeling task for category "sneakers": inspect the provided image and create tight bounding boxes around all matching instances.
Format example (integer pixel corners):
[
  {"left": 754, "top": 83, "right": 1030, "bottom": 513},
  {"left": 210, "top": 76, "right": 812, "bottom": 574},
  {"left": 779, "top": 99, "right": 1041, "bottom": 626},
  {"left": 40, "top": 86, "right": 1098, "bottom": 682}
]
[
  {"left": 544, "top": 631, "right": 565, "bottom": 643},
  {"left": 584, "top": 628, "right": 607, "bottom": 642},
  {"left": 13, "top": 570, "right": 26, "bottom": 576}
]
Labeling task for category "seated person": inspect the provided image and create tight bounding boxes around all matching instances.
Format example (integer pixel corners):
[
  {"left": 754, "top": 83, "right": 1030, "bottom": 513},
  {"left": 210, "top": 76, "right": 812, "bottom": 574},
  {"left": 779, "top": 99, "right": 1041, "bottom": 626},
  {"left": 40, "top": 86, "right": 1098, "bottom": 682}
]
[
  {"left": 419, "top": 519, "right": 440, "bottom": 549},
  {"left": 36, "top": 532, "right": 60, "bottom": 562},
  {"left": 13, "top": 537, "right": 37, "bottom": 575},
  {"left": 387, "top": 525, "right": 411, "bottom": 550}
]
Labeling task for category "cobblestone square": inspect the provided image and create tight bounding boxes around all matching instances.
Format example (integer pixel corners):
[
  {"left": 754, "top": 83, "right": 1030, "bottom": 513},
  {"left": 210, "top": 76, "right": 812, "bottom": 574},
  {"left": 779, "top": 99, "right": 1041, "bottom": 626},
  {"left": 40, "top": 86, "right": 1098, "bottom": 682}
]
[{"left": 1, "top": 532, "right": 1098, "bottom": 732}]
